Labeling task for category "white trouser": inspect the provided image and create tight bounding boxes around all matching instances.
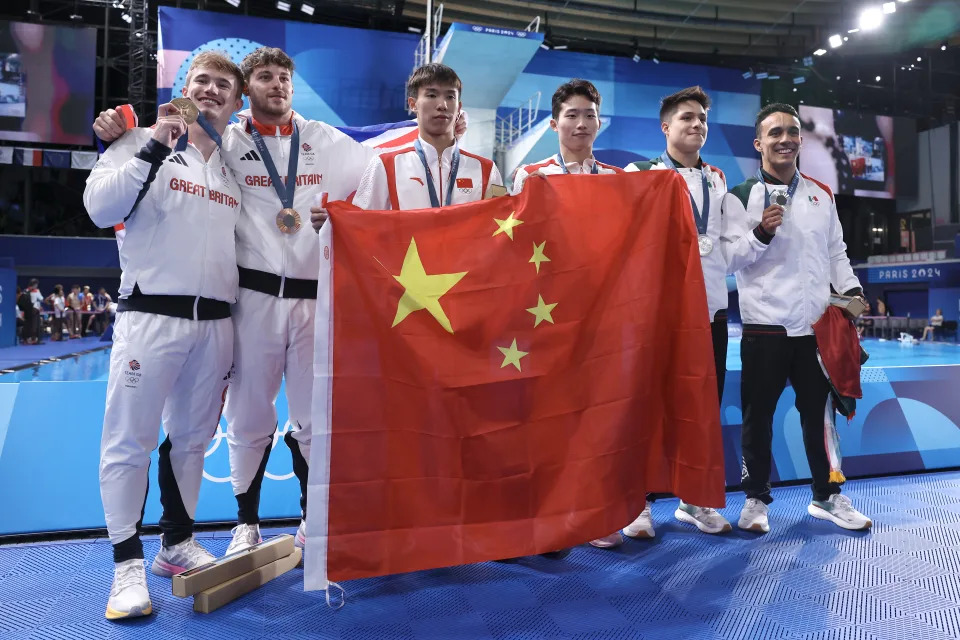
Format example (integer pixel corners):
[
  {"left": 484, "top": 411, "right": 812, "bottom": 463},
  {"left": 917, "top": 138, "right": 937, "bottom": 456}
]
[
  {"left": 99, "top": 311, "right": 233, "bottom": 545},
  {"left": 224, "top": 288, "right": 315, "bottom": 501}
]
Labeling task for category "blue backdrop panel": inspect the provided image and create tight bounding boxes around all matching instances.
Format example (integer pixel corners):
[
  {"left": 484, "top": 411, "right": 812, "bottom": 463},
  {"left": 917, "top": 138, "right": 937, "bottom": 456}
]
[
  {"left": 2, "top": 362, "right": 960, "bottom": 535},
  {"left": 717, "top": 365, "right": 960, "bottom": 488},
  {"left": 501, "top": 49, "right": 762, "bottom": 185},
  {"left": 860, "top": 262, "right": 960, "bottom": 286},
  {"left": 0, "top": 380, "right": 300, "bottom": 536},
  {"left": 157, "top": 7, "right": 416, "bottom": 127},
  {"left": 0, "top": 236, "right": 121, "bottom": 270},
  {"left": 0, "top": 267, "right": 15, "bottom": 347},
  {"left": 854, "top": 261, "right": 960, "bottom": 322}
]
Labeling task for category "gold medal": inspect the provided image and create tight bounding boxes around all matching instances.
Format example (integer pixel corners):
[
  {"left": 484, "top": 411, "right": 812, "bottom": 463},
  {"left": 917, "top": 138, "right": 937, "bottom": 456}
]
[
  {"left": 276, "top": 208, "right": 302, "bottom": 234},
  {"left": 170, "top": 97, "right": 199, "bottom": 125}
]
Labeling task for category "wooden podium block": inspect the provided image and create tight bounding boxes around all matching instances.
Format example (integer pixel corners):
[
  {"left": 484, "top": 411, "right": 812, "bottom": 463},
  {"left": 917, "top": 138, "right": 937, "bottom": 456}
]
[
  {"left": 485, "top": 184, "right": 508, "bottom": 199},
  {"left": 829, "top": 294, "right": 866, "bottom": 318},
  {"left": 193, "top": 548, "right": 302, "bottom": 613},
  {"left": 171, "top": 535, "right": 294, "bottom": 598}
]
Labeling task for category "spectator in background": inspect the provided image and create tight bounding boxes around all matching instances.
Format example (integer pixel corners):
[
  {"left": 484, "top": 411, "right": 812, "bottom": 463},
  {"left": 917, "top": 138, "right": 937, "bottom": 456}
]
[
  {"left": 26, "top": 279, "right": 43, "bottom": 344},
  {"left": 857, "top": 299, "right": 873, "bottom": 338},
  {"left": 48, "top": 285, "right": 66, "bottom": 341},
  {"left": 66, "top": 284, "right": 83, "bottom": 339},
  {"left": 88, "top": 287, "right": 112, "bottom": 335},
  {"left": 921, "top": 309, "right": 944, "bottom": 342},
  {"left": 16, "top": 286, "right": 32, "bottom": 344},
  {"left": 876, "top": 298, "right": 888, "bottom": 317}
]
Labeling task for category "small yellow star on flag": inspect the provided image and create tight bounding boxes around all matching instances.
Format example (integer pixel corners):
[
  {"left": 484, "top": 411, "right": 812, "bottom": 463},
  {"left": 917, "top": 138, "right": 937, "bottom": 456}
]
[
  {"left": 526, "top": 295, "right": 557, "bottom": 327},
  {"left": 497, "top": 339, "right": 529, "bottom": 371},
  {"left": 492, "top": 212, "right": 524, "bottom": 240},
  {"left": 391, "top": 237, "right": 467, "bottom": 334},
  {"left": 530, "top": 241, "right": 550, "bottom": 273}
]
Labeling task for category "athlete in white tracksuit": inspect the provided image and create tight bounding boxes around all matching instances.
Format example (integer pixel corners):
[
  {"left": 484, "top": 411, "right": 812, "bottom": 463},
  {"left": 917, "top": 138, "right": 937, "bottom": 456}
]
[
  {"left": 85, "top": 69, "right": 242, "bottom": 618},
  {"left": 88, "top": 130, "right": 239, "bottom": 555},
  {"left": 220, "top": 109, "right": 377, "bottom": 547}
]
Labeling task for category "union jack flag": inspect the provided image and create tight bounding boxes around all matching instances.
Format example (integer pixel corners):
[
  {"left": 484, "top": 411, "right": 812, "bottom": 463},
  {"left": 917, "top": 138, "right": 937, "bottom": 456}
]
[{"left": 334, "top": 120, "right": 418, "bottom": 149}]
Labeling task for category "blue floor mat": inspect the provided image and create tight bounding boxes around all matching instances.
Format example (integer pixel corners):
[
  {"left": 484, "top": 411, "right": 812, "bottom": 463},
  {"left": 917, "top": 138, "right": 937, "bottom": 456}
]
[{"left": 2, "top": 471, "right": 960, "bottom": 639}]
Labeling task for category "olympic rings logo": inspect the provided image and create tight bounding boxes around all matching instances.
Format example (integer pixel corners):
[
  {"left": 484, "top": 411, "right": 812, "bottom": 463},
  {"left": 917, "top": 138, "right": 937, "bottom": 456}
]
[{"left": 202, "top": 420, "right": 296, "bottom": 483}]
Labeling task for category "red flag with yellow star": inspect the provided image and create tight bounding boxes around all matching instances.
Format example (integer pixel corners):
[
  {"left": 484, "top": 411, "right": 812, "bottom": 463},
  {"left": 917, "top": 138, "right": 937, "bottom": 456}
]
[{"left": 305, "top": 171, "right": 725, "bottom": 587}]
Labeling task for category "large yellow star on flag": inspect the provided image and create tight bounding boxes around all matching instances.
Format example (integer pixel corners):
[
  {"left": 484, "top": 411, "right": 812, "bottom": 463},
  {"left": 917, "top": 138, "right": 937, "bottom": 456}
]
[
  {"left": 530, "top": 241, "right": 550, "bottom": 273},
  {"left": 497, "top": 338, "right": 529, "bottom": 371},
  {"left": 391, "top": 238, "right": 466, "bottom": 334},
  {"left": 526, "top": 295, "right": 557, "bottom": 327},
  {"left": 492, "top": 212, "right": 524, "bottom": 240}
]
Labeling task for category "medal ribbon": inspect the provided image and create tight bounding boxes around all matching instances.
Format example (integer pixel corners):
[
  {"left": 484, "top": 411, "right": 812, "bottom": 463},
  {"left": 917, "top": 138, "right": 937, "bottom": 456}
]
[
  {"left": 556, "top": 153, "right": 599, "bottom": 175},
  {"left": 758, "top": 168, "right": 801, "bottom": 209},
  {"left": 414, "top": 138, "right": 460, "bottom": 207},
  {"left": 250, "top": 121, "right": 300, "bottom": 211},
  {"left": 661, "top": 152, "right": 710, "bottom": 235},
  {"left": 175, "top": 110, "right": 223, "bottom": 152}
]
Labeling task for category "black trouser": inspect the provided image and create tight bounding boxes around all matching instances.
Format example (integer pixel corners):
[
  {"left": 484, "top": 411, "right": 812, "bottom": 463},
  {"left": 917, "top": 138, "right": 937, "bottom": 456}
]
[
  {"left": 236, "top": 430, "right": 311, "bottom": 525},
  {"left": 648, "top": 312, "right": 727, "bottom": 504},
  {"left": 710, "top": 314, "right": 728, "bottom": 404},
  {"left": 20, "top": 306, "right": 37, "bottom": 341},
  {"left": 739, "top": 326, "right": 841, "bottom": 504}
]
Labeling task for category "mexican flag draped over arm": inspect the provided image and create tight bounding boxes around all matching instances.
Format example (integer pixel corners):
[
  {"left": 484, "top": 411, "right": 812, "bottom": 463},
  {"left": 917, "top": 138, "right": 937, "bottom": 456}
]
[{"left": 306, "top": 171, "right": 725, "bottom": 590}]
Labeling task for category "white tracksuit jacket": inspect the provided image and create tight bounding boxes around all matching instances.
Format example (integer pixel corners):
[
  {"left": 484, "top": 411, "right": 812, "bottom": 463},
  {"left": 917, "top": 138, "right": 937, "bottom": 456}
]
[
  {"left": 722, "top": 170, "right": 862, "bottom": 336},
  {"left": 85, "top": 128, "right": 238, "bottom": 547},
  {"left": 352, "top": 136, "right": 502, "bottom": 210}
]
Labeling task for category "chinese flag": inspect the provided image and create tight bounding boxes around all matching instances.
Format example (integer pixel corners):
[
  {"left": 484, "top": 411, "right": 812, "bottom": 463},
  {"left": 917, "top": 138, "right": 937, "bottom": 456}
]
[{"left": 306, "top": 171, "right": 725, "bottom": 587}]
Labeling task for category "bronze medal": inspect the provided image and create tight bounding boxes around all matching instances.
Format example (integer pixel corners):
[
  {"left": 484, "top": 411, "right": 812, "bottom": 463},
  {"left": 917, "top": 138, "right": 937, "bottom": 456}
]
[
  {"left": 170, "top": 97, "right": 199, "bottom": 125},
  {"left": 276, "top": 208, "right": 302, "bottom": 234}
]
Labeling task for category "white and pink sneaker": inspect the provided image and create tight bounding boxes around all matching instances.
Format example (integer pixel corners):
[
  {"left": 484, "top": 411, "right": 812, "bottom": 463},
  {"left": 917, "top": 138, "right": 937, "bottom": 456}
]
[{"left": 151, "top": 536, "right": 216, "bottom": 577}]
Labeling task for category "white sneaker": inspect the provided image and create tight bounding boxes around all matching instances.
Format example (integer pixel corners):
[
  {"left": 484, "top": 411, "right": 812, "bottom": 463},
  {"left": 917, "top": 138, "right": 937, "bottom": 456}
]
[
  {"left": 105, "top": 559, "right": 152, "bottom": 620},
  {"left": 808, "top": 494, "right": 872, "bottom": 530},
  {"left": 294, "top": 520, "right": 306, "bottom": 549},
  {"left": 738, "top": 498, "right": 770, "bottom": 533},
  {"left": 623, "top": 502, "right": 655, "bottom": 539},
  {"left": 588, "top": 532, "right": 624, "bottom": 548},
  {"left": 225, "top": 523, "right": 262, "bottom": 556},
  {"left": 675, "top": 501, "right": 732, "bottom": 534},
  {"left": 151, "top": 536, "right": 216, "bottom": 577}
]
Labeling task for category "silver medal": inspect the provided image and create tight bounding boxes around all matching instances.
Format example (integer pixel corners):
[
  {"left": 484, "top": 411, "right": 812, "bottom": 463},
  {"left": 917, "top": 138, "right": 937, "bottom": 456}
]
[{"left": 698, "top": 234, "right": 714, "bottom": 256}]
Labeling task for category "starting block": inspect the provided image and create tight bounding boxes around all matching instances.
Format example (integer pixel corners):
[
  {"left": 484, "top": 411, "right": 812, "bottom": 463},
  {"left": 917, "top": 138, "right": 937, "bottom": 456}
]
[{"left": 171, "top": 534, "right": 301, "bottom": 613}]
